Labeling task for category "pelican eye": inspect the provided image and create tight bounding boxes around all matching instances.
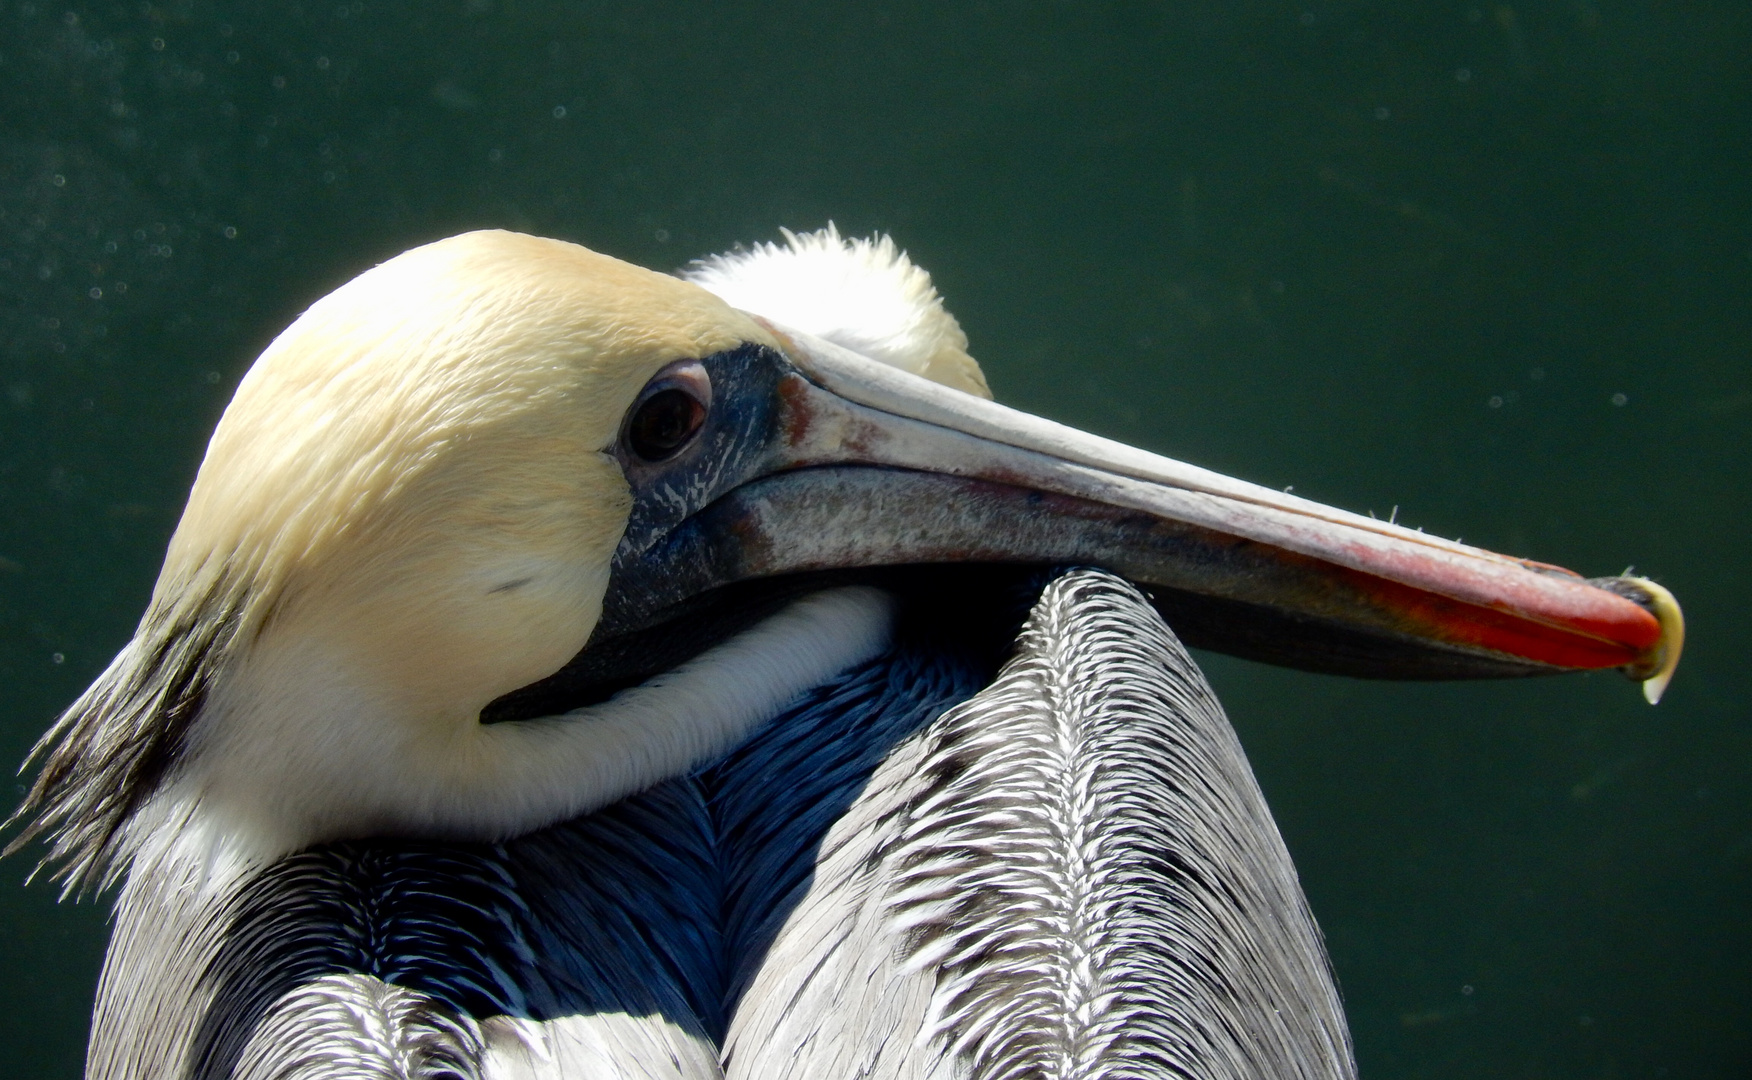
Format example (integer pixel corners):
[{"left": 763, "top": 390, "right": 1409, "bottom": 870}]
[{"left": 625, "top": 361, "right": 711, "bottom": 462}]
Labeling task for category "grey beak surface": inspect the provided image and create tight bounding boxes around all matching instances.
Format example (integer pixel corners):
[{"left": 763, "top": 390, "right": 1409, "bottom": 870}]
[{"left": 590, "top": 322, "right": 1680, "bottom": 695}]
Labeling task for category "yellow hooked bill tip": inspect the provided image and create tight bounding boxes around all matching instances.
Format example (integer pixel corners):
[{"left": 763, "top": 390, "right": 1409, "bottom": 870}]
[{"left": 1625, "top": 577, "right": 1684, "bottom": 704}]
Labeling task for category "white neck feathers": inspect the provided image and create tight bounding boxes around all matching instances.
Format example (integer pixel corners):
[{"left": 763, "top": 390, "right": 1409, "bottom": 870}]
[{"left": 172, "top": 587, "right": 893, "bottom": 865}]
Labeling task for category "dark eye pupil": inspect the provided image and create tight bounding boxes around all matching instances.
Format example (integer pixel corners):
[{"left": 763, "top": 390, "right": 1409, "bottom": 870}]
[{"left": 628, "top": 388, "right": 705, "bottom": 461}]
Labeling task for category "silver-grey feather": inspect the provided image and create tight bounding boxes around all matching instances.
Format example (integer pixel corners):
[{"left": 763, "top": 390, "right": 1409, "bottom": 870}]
[
  {"left": 724, "top": 569, "right": 1353, "bottom": 1080},
  {"left": 85, "top": 569, "right": 1352, "bottom": 1080},
  {"left": 231, "top": 975, "right": 486, "bottom": 1080},
  {"left": 904, "top": 570, "right": 1353, "bottom": 1078}
]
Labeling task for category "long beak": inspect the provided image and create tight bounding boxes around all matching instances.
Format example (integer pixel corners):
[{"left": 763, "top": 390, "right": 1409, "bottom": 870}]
[{"left": 597, "top": 324, "right": 1683, "bottom": 703}]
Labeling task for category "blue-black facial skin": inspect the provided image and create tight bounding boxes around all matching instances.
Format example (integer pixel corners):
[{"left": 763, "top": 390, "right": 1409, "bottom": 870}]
[
  {"left": 599, "top": 341, "right": 795, "bottom": 638},
  {"left": 609, "top": 342, "right": 788, "bottom": 570}
]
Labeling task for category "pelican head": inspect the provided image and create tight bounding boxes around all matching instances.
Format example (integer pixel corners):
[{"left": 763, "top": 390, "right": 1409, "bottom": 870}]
[{"left": 9, "top": 228, "right": 1681, "bottom": 891}]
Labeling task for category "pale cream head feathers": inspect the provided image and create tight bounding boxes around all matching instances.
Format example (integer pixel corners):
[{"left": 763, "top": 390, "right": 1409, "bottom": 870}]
[
  {"left": 161, "top": 230, "right": 794, "bottom": 854},
  {"left": 174, "top": 231, "right": 772, "bottom": 729},
  {"left": 17, "top": 226, "right": 989, "bottom": 879}
]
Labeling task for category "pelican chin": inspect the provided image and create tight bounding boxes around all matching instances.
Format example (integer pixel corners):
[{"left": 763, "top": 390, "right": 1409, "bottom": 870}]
[{"left": 8, "top": 227, "right": 1682, "bottom": 1079}]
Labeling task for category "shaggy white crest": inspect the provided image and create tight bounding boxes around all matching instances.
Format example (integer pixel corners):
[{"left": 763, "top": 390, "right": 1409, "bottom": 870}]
[{"left": 684, "top": 224, "right": 992, "bottom": 399}]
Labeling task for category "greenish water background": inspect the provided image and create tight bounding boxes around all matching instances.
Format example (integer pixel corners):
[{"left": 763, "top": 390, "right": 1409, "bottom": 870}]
[{"left": 1, "top": 1, "right": 1746, "bottom": 1075}]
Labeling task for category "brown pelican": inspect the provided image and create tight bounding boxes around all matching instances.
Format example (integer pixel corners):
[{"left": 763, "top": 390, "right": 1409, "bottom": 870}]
[{"left": 6, "top": 227, "right": 1682, "bottom": 1079}]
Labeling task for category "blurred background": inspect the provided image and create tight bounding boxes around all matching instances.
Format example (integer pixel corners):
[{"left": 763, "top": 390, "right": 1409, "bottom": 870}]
[{"left": 1, "top": 1, "right": 1746, "bottom": 1075}]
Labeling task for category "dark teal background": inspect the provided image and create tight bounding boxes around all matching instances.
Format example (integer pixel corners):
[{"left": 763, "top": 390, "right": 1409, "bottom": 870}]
[{"left": 2, "top": 1, "right": 1747, "bottom": 1075}]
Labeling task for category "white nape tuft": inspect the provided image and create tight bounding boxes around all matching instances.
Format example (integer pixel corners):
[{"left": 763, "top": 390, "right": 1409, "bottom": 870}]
[{"left": 684, "top": 224, "right": 991, "bottom": 399}]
